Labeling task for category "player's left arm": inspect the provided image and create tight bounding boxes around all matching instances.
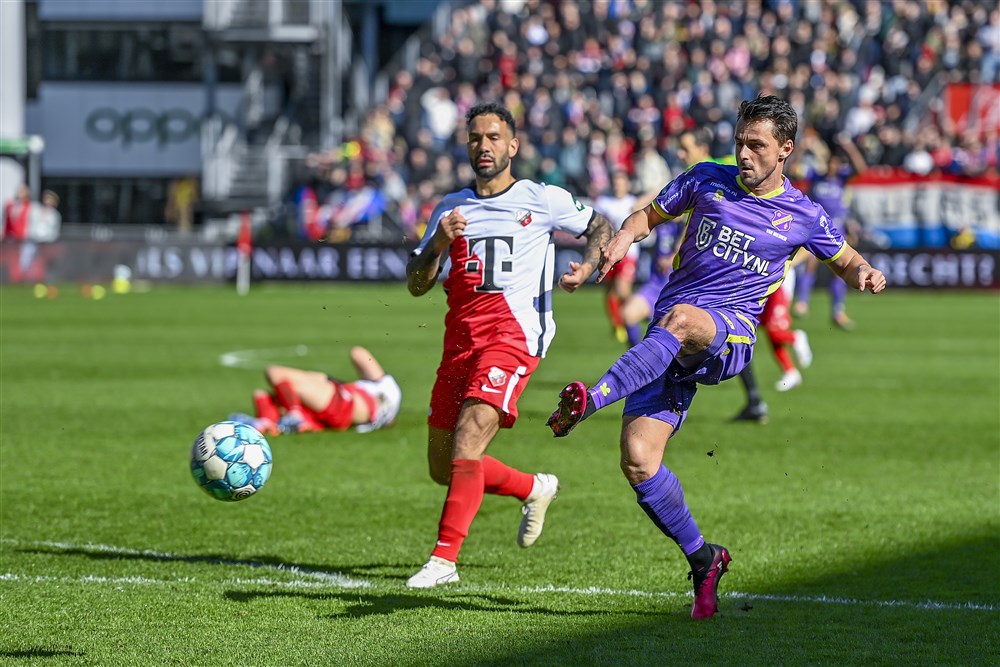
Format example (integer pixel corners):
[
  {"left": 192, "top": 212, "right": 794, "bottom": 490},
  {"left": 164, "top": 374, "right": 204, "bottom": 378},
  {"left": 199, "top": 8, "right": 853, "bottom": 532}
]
[
  {"left": 827, "top": 244, "right": 887, "bottom": 294},
  {"left": 559, "top": 212, "right": 613, "bottom": 292}
]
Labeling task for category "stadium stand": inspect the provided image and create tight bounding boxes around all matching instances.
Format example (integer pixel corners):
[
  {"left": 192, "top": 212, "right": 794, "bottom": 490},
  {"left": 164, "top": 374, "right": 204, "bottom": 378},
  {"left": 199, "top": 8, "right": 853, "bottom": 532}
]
[{"left": 295, "top": 0, "right": 998, "bottom": 249}]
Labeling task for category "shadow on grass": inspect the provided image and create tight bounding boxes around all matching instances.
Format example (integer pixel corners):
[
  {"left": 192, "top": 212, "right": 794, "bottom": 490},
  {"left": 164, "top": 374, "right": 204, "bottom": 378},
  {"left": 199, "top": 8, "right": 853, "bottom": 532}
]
[
  {"left": 13, "top": 543, "right": 405, "bottom": 584},
  {"left": 471, "top": 531, "right": 1000, "bottom": 666},
  {"left": 0, "top": 648, "right": 84, "bottom": 658},
  {"left": 234, "top": 531, "right": 997, "bottom": 666},
  {"left": 223, "top": 589, "right": 651, "bottom": 619}
]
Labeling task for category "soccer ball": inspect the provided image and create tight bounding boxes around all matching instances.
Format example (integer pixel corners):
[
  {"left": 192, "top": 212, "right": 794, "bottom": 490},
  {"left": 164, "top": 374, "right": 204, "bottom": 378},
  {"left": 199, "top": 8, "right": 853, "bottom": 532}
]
[{"left": 190, "top": 421, "right": 273, "bottom": 501}]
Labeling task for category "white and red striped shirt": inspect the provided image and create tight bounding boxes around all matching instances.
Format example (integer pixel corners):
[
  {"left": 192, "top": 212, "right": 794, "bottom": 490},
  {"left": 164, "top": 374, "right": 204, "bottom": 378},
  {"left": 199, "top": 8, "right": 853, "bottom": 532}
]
[{"left": 416, "top": 180, "right": 594, "bottom": 357}]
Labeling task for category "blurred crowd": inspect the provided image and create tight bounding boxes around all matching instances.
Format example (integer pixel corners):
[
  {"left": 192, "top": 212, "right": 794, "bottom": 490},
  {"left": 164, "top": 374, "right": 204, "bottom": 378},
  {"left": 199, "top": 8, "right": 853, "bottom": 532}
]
[{"left": 294, "top": 0, "right": 1000, "bottom": 243}]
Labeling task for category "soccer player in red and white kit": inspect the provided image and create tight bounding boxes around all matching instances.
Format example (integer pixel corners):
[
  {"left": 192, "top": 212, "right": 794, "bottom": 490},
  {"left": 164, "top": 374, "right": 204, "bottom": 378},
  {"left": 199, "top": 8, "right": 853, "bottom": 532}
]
[{"left": 405, "top": 102, "right": 612, "bottom": 588}]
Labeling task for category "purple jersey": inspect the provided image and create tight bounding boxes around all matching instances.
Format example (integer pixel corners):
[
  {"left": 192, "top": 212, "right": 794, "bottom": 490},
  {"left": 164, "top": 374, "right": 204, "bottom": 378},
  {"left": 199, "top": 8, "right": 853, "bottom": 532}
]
[
  {"left": 807, "top": 166, "right": 851, "bottom": 222},
  {"left": 650, "top": 162, "right": 846, "bottom": 322},
  {"left": 652, "top": 220, "right": 681, "bottom": 270}
]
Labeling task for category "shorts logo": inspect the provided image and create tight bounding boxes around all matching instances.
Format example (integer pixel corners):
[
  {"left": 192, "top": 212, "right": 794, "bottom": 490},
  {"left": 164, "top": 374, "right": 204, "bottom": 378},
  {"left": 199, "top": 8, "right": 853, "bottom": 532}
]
[
  {"left": 515, "top": 209, "right": 533, "bottom": 227},
  {"left": 771, "top": 210, "right": 793, "bottom": 232},
  {"left": 488, "top": 367, "right": 507, "bottom": 387},
  {"left": 599, "top": 382, "right": 611, "bottom": 397}
]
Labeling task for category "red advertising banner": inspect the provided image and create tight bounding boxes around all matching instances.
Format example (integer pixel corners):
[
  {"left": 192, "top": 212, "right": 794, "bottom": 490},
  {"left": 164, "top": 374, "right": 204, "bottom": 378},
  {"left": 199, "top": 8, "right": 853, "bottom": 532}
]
[{"left": 945, "top": 83, "right": 1000, "bottom": 136}]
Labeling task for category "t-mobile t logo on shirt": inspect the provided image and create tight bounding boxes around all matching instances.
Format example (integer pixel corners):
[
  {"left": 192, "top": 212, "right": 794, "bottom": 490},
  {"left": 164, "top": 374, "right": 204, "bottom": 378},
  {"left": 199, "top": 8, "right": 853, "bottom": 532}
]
[{"left": 466, "top": 236, "right": 515, "bottom": 292}]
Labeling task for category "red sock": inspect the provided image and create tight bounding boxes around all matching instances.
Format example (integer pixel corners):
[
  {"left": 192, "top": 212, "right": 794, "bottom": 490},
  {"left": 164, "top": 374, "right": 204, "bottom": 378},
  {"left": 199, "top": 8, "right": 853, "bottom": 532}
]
[
  {"left": 767, "top": 326, "right": 795, "bottom": 346},
  {"left": 606, "top": 293, "right": 624, "bottom": 328},
  {"left": 431, "top": 459, "right": 484, "bottom": 563},
  {"left": 272, "top": 380, "right": 301, "bottom": 411},
  {"left": 253, "top": 391, "right": 280, "bottom": 423},
  {"left": 773, "top": 345, "right": 795, "bottom": 372},
  {"left": 482, "top": 456, "right": 534, "bottom": 500}
]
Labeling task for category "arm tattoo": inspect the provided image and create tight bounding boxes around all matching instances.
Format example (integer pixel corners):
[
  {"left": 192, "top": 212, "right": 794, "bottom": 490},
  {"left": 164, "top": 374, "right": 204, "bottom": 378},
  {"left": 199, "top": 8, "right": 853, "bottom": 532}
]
[
  {"left": 406, "top": 248, "right": 443, "bottom": 296},
  {"left": 581, "top": 213, "right": 613, "bottom": 269}
]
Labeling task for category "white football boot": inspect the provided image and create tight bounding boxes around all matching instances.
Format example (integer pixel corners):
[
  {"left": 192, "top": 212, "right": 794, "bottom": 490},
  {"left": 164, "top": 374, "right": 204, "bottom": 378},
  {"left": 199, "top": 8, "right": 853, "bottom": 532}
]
[
  {"left": 775, "top": 369, "right": 803, "bottom": 392},
  {"left": 406, "top": 556, "right": 459, "bottom": 589},
  {"left": 792, "top": 330, "right": 813, "bottom": 368},
  {"left": 518, "top": 473, "right": 560, "bottom": 548}
]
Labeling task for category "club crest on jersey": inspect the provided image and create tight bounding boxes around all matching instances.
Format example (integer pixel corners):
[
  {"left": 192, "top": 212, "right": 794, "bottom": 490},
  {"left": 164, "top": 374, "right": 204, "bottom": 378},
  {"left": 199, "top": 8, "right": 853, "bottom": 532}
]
[
  {"left": 514, "top": 209, "right": 533, "bottom": 227},
  {"left": 771, "top": 210, "right": 793, "bottom": 232},
  {"left": 488, "top": 367, "right": 507, "bottom": 387}
]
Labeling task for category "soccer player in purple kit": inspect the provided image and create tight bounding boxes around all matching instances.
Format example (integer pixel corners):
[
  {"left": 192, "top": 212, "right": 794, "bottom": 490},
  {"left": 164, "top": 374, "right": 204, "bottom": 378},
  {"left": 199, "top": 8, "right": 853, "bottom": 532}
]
[
  {"left": 620, "top": 216, "right": 681, "bottom": 347},
  {"left": 547, "top": 95, "right": 887, "bottom": 619},
  {"left": 794, "top": 149, "right": 866, "bottom": 330}
]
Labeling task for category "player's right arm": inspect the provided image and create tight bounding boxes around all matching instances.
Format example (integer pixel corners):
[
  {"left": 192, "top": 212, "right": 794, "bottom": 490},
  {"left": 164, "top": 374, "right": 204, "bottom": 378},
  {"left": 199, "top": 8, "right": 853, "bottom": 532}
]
[
  {"left": 406, "top": 206, "right": 467, "bottom": 296},
  {"left": 596, "top": 167, "right": 702, "bottom": 283},
  {"left": 597, "top": 205, "right": 672, "bottom": 283}
]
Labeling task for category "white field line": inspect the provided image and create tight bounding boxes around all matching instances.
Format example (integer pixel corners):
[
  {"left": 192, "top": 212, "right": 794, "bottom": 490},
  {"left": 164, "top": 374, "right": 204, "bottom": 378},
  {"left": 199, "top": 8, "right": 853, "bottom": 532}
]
[
  {"left": 2, "top": 538, "right": 996, "bottom": 612},
  {"left": 488, "top": 584, "right": 997, "bottom": 612},
  {"left": 0, "top": 572, "right": 350, "bottom": 590},
  {"left": 0, "top": 537, "right": 369, "bottom": 589},
  {"left": 218, "top": 345, "right": 310, "bottom": 370}
]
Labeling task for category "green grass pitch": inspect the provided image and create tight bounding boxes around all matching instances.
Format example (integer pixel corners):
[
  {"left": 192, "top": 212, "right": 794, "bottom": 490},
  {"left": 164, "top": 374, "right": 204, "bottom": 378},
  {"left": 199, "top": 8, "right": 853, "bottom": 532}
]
[{"left": 1, "top": 282, "right": 997, "bottom": 666}]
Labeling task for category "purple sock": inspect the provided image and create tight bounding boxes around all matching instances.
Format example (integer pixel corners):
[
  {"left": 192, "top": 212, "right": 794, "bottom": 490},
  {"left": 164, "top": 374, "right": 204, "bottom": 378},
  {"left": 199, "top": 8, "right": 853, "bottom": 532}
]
[
  {"left": 625, "top": 322, "right": 644, "bottom": 347},
  {"left": 796, "top": 268, "right": 816, "bottom": 305},
  {"left": 830, "top": 277, "right": 847, "bottom": 316},
  {"left": 588, "top": 326, "right": 681, "bottom": 411},
  {"left": 633, "top": 465, "right": 704, "bottom": 555}
]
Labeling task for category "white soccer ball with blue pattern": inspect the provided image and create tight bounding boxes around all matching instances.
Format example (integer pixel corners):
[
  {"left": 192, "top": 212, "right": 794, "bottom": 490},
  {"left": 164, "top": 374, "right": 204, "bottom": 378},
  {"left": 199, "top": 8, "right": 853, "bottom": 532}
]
[{"left": 190, "top": 421, "right": 273, "bottom": 501}]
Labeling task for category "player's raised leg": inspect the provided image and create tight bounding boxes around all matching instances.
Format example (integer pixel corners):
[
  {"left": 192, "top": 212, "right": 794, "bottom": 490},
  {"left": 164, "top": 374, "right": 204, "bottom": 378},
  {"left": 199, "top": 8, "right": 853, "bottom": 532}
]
[
  {"left": 349, "top": 345, "right": 387, "bottom": 381},
  {"left": 548, "top": 305, "right": 713, "bottom": 437}
]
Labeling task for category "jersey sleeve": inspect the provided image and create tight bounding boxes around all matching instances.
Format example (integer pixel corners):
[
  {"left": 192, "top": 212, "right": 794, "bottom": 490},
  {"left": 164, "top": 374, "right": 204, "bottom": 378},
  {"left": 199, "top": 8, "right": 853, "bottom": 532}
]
[
  {"left": 544, "top": 184, "right": 594, "bottom": 237},
  {"left": 650, "top": 165, "right": 701, "bottom": 220},
  {"left": 415, "top": 199, "right": 451, "bottom": 254},
  {"left": 804, "top": 208, "right": 848, "bottom": 263}
]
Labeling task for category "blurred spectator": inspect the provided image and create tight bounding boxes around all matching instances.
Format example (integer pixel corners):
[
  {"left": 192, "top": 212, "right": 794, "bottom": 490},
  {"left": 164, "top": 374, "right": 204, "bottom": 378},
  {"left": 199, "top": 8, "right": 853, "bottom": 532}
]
[
  {"left": 29, "top": 190, "right": 61, "bottom": 244},
  {"left": 165, "top": 176, "right": 199, "bottom": 234},
  {"left": 13, "top": 189, "right": 62, "bottom": 284},
  {"left": 290, "top": 0, "right": 997, "bottom": 245},
  {"left": 2, "top": 184, "right": 31, "bottom": 242}
]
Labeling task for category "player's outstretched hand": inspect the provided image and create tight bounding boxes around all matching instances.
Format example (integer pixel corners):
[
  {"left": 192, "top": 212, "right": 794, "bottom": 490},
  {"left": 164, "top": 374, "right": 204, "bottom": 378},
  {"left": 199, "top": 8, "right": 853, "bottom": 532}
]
[
  {"left": 559, "top": 261, "right": 592, "bottom": 293},
  {"left": 857, "top": 264, "right": 887, "bottom": 294},
  {"left": 596, "top": 231, "right": 635, "bottom": 283}
]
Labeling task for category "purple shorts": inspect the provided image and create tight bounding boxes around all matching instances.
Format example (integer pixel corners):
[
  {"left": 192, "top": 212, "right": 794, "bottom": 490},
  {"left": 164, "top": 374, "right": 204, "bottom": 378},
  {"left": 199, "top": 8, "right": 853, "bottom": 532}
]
[
  {"left": 635, "top": 273, "right": 669, "bottom": 313},
  {"left": 623, "top": 307, "right": 757, "bottom": 431}
]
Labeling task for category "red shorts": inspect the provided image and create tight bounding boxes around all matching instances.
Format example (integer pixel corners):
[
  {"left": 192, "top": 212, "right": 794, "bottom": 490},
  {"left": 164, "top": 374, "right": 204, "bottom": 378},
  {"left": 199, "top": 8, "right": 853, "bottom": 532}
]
[
  {"left": 605, "top": 255, "right": 637, "bottom": 282},
  {"left": 428, "top": 346, "right": 540, "bottom": 430},
  {"left": 760, "top": 285, "right": 791, "bottom": 334},
  {"left": 314, "top": 381, "right": 377, "bottom": 431}
]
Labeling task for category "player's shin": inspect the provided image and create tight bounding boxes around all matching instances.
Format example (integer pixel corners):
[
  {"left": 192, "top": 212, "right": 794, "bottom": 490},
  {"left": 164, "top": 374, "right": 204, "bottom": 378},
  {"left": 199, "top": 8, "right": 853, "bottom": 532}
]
[
  {"left": 431, "top": 459, "right": 486, "bottom": 563},
  {"left": 589, "top": 326, "right": 681, "bottom": 411},
  {"left": 632, "top": 465, "right": 705, "bottom": 557},
  {"left": 482, "top": 456, "right": 534, "bottom": 499}
]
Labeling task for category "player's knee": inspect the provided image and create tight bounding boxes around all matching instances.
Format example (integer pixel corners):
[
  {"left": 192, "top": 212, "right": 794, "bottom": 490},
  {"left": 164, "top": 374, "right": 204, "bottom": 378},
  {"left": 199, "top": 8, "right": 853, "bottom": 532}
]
[
  {"left": 264, "top": 366, "right": 280, "bottom": 385},
  {"left": 619, "top": 438, "right": 657, "bottom": 485},
  {"left": 620, "top": 456, "right": 656, "bottom": 486}
]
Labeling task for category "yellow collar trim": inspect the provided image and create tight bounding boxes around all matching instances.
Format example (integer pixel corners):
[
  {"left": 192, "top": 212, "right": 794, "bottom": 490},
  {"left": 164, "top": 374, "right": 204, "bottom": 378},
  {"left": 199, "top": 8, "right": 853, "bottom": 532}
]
[{"left": 737, "top": 175, "right": 786, "bottom": 199}]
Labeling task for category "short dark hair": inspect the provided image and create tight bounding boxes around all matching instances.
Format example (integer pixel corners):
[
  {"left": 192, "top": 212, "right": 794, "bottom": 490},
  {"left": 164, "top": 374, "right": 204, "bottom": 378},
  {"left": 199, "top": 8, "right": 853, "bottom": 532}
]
[
  {"left": 737, "top": 95, "right": 798, "bottom": 145},
  {"left": 683, "top": 127, "right": 713, "bottom": 149},
  {"left": 466, "top": 102, "right": 516, "bottom": 136}
]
